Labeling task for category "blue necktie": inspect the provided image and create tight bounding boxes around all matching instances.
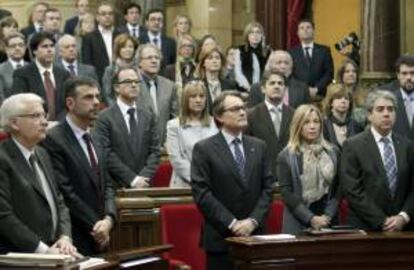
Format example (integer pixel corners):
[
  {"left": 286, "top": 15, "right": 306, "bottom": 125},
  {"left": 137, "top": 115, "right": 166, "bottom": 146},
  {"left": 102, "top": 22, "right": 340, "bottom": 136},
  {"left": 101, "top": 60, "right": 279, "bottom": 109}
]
[
  {"left": 381, "top": 137, "right": 397, "bottom": 195},
  {"left": 233, "top": 138, "right": 245, "bottom": 178}
]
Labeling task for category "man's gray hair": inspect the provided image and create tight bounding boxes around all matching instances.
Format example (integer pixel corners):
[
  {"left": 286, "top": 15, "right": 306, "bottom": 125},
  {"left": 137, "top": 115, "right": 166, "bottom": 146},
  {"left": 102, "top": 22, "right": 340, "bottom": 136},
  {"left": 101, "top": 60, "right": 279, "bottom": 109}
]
[
  {"left": 57, "top": 34, "right": 76, "bottom": 49},
  {"left": 365, "top": 89, "right": 397, "bottom": 112},
  {"left": 0, "top": 93, "right": 44, "bottom": 132},
  {"left": 136, "top": 43, "right": 162, "bottom": 63}
]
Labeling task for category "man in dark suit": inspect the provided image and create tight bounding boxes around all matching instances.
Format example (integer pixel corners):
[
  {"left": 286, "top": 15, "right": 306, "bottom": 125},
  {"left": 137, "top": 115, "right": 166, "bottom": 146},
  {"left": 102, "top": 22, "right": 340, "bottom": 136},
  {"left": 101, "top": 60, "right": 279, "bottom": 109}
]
[
  {"left": 0, "top": 93, "right": 76, "bottom": 255},
  {"left": 191, "top": 91, "right": 274, "bottom": 270},
  {"left": 341, "top": 90, "right": 414, "bottom": 231},
  {"left": 82, "top": 2, "right": 117, "bottom": 84},
  {"left": 94, "top": 67, "right": 160, "bottom": 188},
  {"left": 245, "top": 71, "right": 294, "bottom": 177},
  {"left": 0, "top": 33, "right": 27, "bottom": 102},
  {"left": 116, "top": 3, "right": 146, "bottom": 41},
  {"left": 11, "top": 32, "right": 70, "bottom": 121},
  {"left": 289, "top": 19, "right": 333, "bottom": 100},
  {"left": 248, "top": 50, "right": 310, "bottom": 108},
  {"left": 380, "top": 55, "right": 414, "bottom": 141},
  {"left": 42, "top": 77, "right": 116, "bottom": 255},
  {"left": 64, "top": 0, "right": 90, "bottom": 35},
  {"left": 57, "top": 34, "right": 98, "bottom": 81},
  {"left": 140, "top": 9, "right": 176, "bottom": 68},
  {"left": 20, "top": 2, "right": 49, "bottom": 41}
]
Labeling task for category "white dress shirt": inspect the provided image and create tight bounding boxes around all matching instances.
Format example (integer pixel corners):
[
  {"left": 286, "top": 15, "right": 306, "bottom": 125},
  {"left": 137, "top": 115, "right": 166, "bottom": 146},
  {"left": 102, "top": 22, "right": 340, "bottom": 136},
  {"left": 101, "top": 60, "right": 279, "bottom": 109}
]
[
  {"left": 35, "top": 60, "right": 55, "bottom": 87},
  {"left": 98, "top": 25, "right": 113, "bottom": 63},
  {"left": 147, "top": 31, "right": 162, "bottom": 49},
  {"left": 116, "top": 98, "right": 138, "bottom": 133}
]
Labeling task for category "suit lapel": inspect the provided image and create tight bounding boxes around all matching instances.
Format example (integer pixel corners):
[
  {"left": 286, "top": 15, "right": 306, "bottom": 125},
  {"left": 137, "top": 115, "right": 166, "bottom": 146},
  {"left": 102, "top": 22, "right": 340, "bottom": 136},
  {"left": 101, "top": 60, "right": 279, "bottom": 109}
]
[
  {"left": 279, "top": 105, "right": 291, "bottom": 141},
  {"left": 258, "top": 103, "right": 278, "bottom": 139},
  {"left": 30, "top": 65, "right": 46, "bottom": 98},
  {"left": 392, "top": 134, "right": 404, "bottom": 194},
  {"left": 135, "top": 109, "right": 145, "bottom": 154},
  {"left": 113, "top": 104, "right": 134, "bottom": 152},
  {"left": 95, "top": 31, "right": 109, "bottom": 62},
  {"left": 35, "top": 147, "right": 59, "bottom": 201},
  {"left": 242, "top": 136, "right": 256, "bottom": 185}
]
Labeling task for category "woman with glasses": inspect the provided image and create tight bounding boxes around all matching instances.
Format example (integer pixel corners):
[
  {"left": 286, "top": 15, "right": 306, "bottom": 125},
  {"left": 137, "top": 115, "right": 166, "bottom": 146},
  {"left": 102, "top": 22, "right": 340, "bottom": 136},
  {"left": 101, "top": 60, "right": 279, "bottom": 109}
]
[
  {"left": 277, "top": 104, "right": 340, "bottom": 234},
  {"left": 166, "top": 81, "right": 218, "bottom": 187},
  {"left": 102, "top": 33, "right": 139, "bottom": 105}
]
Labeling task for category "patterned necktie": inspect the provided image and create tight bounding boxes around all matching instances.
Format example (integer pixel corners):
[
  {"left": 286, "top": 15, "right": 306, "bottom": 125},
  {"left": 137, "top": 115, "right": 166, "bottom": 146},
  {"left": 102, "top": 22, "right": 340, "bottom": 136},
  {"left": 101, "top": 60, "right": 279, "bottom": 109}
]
[
  {"left": 43, "top": 70, "right": 56, "bottom": 120},
  {"left": 67, "top": 64, "right": 76, "bottom": 76},
  {"left": 304, "top": 46, "right": 312, "bottom": 65},
  {"left": 271, "top": 107, "right": 281, "bottom": 137},
  {"left": 149, "top": 80, "right": 158, "bottom": 115},
  {"left": 381, "top": 137, "right": 398, "bottom": 195},
  {"left": 233, "top": 138, "right": 245, "bottom": 178},
  {"left": 82, "top": 133, "right": 100, "bottom": 186}
]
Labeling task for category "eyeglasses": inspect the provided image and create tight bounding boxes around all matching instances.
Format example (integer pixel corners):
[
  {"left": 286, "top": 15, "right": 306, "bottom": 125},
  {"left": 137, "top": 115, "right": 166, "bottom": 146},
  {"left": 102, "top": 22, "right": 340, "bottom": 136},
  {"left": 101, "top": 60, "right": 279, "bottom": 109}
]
[
  {"left": 7, "top": 43, "right": 25, "bottom": 49},
  {"left": 141, "top": 55, "right": 160, "bottom": 60},
  {"left": 118, "top": 79, "right": 141, "bottom": 85},
  {"left": 223, "top": 105, "right": 246, "bottom": 113},
  {"left": 16, "top": 112, "right": 47, "bottom": 120}
]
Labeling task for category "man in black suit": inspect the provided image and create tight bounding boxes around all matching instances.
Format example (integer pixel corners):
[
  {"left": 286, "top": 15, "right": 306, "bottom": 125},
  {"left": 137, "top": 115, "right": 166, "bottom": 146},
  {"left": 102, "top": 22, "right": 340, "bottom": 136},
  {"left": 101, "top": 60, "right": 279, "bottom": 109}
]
[
  {"left": 82, "top": 2, "right": 117, "bottom": 84},
  {"left": 380, "top": 55, "right": 414, "bottom": 141},
  {"left": 191, "top": 91, "right": 274, "bottom": 270},
  {"left": 248, "top": 50, "right": 310, "bottom": 108},
  {"left": 141, "top": 9, "right": 176, "bottom": 68},
  {"left": 245, "top": 71, "right": 294, "bottom": 177},
  {"left": 116, "top": 3, "right": 146, "bottom": 41},
  {"left": 94, "top": 67, "right": 160, "bottom": 188},
  {"left": 341, "top": 90, "right": 414, "bottom": 231},
  {"left": 42, "top": 77, "right": 116, "bottom": 255},
  {"left": 21, "top": 2, "right": 49, "bottom": 41},
  {"left": 11, "top": 32, "right": 70, "bottom": 121},
  {"left": 289, "top": 19, "right": 333, "bottom": 100},
  {"left": 64, "top": 0, "right": 90, "bottom": 35},
  {"left": 0, "top": 93, "right": 76, "bottom": 255}
]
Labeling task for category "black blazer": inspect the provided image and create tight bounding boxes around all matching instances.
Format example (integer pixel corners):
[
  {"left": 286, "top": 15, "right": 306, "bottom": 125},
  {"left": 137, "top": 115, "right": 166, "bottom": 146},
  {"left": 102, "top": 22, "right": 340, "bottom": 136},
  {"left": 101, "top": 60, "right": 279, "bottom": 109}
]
[
  {"left": 247, "top": 76, "right": 310, "bottom": 108},
  {"left": 42, "top": 121, "right": 116, "bottom": 255},
  {"left": 340, "top": 129, "right": 414, "bottom": 230},
  {"left": 204, "top": 78, "right": 238, "bottom": 114},
  {"left": 21, "top": 25, "right": 36, "bottom": 41},
  {"left": 93, "top": 104, "right": 161, "bottom": 187},
  {"left": 11, "top": 63, "right": 70, "bottom": 118},
  {"left": 140, "top": 32, "right": 176, "bottom": 67},
  {"left": 63, "top": 16, "right": 79, "bottom": 35},
  {"left": 191, "top": 132, "right": 274, "bottom": 252},
  {"left": 245, "top": 103, "right": 294, "bottom": 177},
  {"left": 289, "top": 43, "right": 334, "bottom": 97},
  {"left": 323, "top": 116, "right": 364, "bottom": 149},
  {"left": 116, "top": 24, "right": 147, "bottom": 40},
  {"left": 0, "top": 139, "right": 71, "bottom": 253}
]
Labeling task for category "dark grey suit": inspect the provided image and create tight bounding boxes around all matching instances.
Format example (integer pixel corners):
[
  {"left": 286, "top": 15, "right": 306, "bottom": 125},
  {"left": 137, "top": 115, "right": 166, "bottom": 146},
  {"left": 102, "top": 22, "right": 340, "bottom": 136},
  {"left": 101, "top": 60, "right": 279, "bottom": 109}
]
[
  {"left": 0, "top": 139, "right": 71, "bottom": 253},
  {"left": 191, "top": 133, "right": 274, "bottom": 253},
  {"left": 0, "top": 61, "right": 27, "bottom": 102},
  {"left": 93, "top": 103, "right": 161, "bottom": 187},
  {"left": 245, "top": 103, "right": 294, "bottom": 177},
  {"left": 340, "top": 129, "right": 414, "bottom": 230},
  {"left": 42, "top": 121, "right": 116, "bottom": 255}
]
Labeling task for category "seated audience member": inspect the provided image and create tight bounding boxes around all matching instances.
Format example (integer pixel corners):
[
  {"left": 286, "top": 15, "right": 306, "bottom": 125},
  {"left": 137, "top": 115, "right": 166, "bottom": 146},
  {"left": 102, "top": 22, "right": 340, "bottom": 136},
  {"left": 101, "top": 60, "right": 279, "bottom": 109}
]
[
  {"left": 172, "top": 15, "right": 192, "bottom": 41},
  {"left": 0, "top": 32, "right": 27, "bottom": 103},
  {"left": 277, "top": 104, "right": 340, "bottom": 234},
  {"left": 137, "top": 43, "right": 178, "bottom": 144},
  {"left": 64, "top": 0, "right": 90, "bottom": 35},
  {"left": 196, "top": 46, "right": 238, "bottom": 112},
  {"left": 42, "top": 77, "right": 116, "bottom": 255},
  {"left": 94, "top": 67, "right": 160, "bottom": 188},
  {"left": 195, "top": 34, "right": 217, "bottom": 62},
  {"left": 20, "top": 2, "right": 49, "bottom": 41},
  {"left": 380, "top": 55, "right": 414, "bottom": 141},
  {"left": 289, "top": 19, "right": 334, "bottom": 100},
  {"left": 322, "top": 85, "right": 363, "bottom": 149},
  {"left": 11, "top": 32, "right": 70, "bottom": 121},
  {"left": 191, "top": 91, "right": 273, "bottom": 270},
  {"left": 248, "top": 50, "right": 310, "bottom": 108},
  {"left": 166, "top": 80, "right": 218, "bottom": 188},
  {"left": 245, "top": 71, "right": 294, "bottom": 178},
  {"left": 234, "top": 21, "right": 271, "bottom": 91},
  {"left": 0, "top": 16, "right": 19, "bottom": 63},
  {"left": 116, "top": 3, "right": 145, "bottom": 40},
  {"left": 341, "top": 90, "right": 414, "bottom": 231},
  {"left": 0, "top": 93, "right": 76, "bottom": 255},
  {"left": 102, "top": 33, "right": 139, "bottom": 105},
  {"left": 327, "top": 58, "right": 368, "bottom": 125},
  {"left": 57, "top": 34, "right": 98, "bottom": 81}
]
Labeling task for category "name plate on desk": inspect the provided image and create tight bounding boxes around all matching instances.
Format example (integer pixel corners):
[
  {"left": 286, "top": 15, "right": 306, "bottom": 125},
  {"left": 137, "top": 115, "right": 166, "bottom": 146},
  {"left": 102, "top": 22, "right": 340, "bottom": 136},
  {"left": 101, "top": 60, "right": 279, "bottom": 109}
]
[{"left": 252, "top": 234, "right": 296, "bottom": 241}]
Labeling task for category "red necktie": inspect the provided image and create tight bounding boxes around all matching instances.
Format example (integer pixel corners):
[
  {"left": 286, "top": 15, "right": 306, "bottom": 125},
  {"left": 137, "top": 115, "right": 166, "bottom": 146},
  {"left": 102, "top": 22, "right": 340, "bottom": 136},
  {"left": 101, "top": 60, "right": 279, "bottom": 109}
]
[
  {"left": 43, "top": 70, "right": 56, "bottom": 120},
  {"left": 82, "top": 133, "right": 101, "bottom": 186}
]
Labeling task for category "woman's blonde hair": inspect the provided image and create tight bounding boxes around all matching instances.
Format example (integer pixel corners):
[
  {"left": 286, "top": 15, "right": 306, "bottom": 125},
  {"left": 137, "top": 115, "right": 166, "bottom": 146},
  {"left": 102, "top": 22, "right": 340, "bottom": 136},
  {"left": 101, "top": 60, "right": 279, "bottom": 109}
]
[
  {"left": 287, "top": 104, "right": 331, "bottom": 152},
  {"left": 173, "top": 15, "right": 192, "bottom": 39},
  {"left": 179, "top": 80, "right": 211, "bottom": 127}
]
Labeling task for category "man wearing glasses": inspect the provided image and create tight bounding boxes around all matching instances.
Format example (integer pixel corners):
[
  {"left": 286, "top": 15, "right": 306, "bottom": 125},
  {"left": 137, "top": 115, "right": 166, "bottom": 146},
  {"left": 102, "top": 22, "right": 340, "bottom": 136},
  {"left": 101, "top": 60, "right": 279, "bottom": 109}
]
[
  {"left": 191, "top": 91, "right": 274, "bottom": 270},
  {"left": 94, "top": 67, "right": 160, "bottom": 188},
  {"left": 0, "top": 93, "right": 77, "bottom": 256}
]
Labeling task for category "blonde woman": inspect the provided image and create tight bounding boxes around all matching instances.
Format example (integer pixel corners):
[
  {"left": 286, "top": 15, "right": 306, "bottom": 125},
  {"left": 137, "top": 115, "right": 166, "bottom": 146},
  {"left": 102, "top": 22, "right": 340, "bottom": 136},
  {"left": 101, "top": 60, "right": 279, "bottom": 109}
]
[
  {"left": 166, "top": 81, "right": 218, "bottom": 187},
  {"left": 277, "top": 104, "right": 340, "bottom": 234},
  {"left": 172, "top": 15, "right": 192, "bottom": 40}
]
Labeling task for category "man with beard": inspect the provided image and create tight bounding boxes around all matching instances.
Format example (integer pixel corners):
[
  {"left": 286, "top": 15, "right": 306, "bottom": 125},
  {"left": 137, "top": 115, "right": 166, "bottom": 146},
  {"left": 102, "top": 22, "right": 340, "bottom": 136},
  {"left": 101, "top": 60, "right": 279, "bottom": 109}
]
[
  {"left": 381, "top": 55, "right": 414, "bottom": 140},
  {"left": 42, "top": 77, "right": 116, "bottom": 255}
]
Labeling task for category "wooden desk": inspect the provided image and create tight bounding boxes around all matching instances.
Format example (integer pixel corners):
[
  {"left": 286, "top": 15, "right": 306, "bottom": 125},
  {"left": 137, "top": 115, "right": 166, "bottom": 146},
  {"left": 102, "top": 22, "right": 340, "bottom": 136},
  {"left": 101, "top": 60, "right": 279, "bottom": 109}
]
[{"left": 227, "top": 232, "right": 414, "bottom": 270}]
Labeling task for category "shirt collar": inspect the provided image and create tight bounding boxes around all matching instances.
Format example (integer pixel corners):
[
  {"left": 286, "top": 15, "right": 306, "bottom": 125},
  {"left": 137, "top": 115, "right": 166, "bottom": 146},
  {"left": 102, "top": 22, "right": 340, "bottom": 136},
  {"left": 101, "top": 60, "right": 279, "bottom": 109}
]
[
  {"left": 66, "top": 115, "right": 90, "bottom": 141},
  {"left": 400, "top": 88, "right": 414, "bottom": 101},
  {"left": 127, "top": 23, "right": 139, "bottom": 30},
  {"left": 116, "top": 98, "right": 136, "bottom": 116},
  {"left": 141, "top": 72, "right": 157, "bottom": 86},
  {"left": 301, "top": 42, "right": 314, "bottom": 49},
  {"left": 98, "top": 25, "right": 113, "bottom": 34},
  {"left": 221, "top": 129, "right": 243, "bottom": 147},
  {"left": 61, "top": 59, "right": 77, "bottom": 68},
  {"left": 9, "top": 59, "right": 25, "bottom": 69},
  {"left": 12, "top": 137, "right": 34, "bottom": 161},
  {"left": 370, "top": 126, "right": 392, "bottom": 144},
  {"left": 35, "top": 60, "right": 53, "bottom": 75},
  {"left": 264, "top": 99, "right": 283, "bottom": 113},
  {"left": 147, "top": 31, "right": 161, "bottom": 40}
]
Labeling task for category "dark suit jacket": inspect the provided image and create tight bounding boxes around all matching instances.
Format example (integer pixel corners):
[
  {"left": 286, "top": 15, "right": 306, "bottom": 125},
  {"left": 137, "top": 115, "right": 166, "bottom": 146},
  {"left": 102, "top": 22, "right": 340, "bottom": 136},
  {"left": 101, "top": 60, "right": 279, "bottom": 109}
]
[
  {"left": 0, "top": 139, "right": 71, "bottom": 253},
  {"left": 245, "top": 103, "right": 294, "bottom": 177},
  {"left": 247, "top": 76, "right": 310, "bottom": 108},
  {"left": 323, "top": 116, "right": 364, "bottom": 149},
  {"left": 204, "top": 78, "right": 238, "bottom": 114},
  {"left": 191, "top": 132, "right": 274, "bottom": 252},
  {"left": 340, "top": 129, "right": 414, "bottom": 230},
  {"left": 380, "top": 80, "right": 414, "bottom": 141},
  {"left": 93, "top": 103, "right": 161, "bottom": 187},
  {"left": 21, "top": 25, "right": 37, "bottom": 41},
  {"left": 63, "top": 16, "right": 79, "bottom": 35},
  {"left": 289, "top": 43, "right": 334, "bottom": 97},
  {"left": 42, "top": 121, "right": 116, "bottom": 255},
  {"left": 140, "top": 32, "right": 176, "bottom": 67},
  {"left": 116, "top": 24, "right": 146, "bottom": 40},
  {"left": 11, "top": 63, "right": 70, "bottom": 118}
]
